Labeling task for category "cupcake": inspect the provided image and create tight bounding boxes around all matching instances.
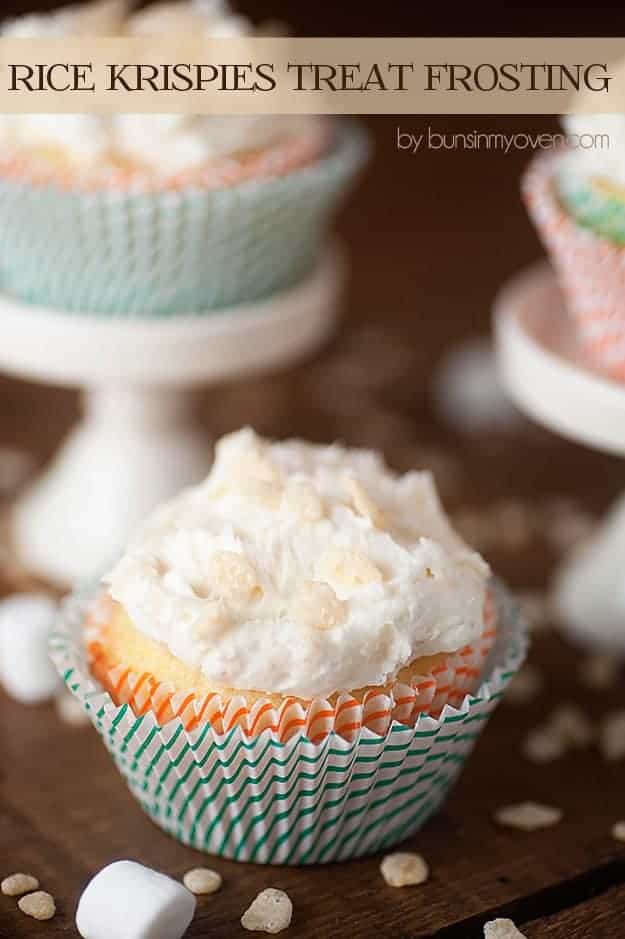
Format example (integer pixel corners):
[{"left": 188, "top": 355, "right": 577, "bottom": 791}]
[
  {"left": 0, "top": 1, "right": 367, "bottom": 317},
  {"left": 51, "top": 429, "right": 527, "bottom": 863},
  {"left": 523, "top": 111, "right": 625, "bottom": 380}
]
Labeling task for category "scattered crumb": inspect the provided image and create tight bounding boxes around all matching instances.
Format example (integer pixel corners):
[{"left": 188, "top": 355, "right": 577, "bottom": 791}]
[
  {"left": 579, "top": 654, "right": 620, "bottom": 691},
  {"left": 600, "top": 711, "right": 625, "bottom": 762},
  {"left": 452, "top": 501, "right": 535, "bottom": 554},
  {"left": 505, "top": 665, "right": 542, "bottom": 705},
  {"left": 55, "top": 693, "right": 90, "bottom": 727},
  {"left": 380, "top": 852, "right": 429, "bottom": 887},
  {"left": 17, "top": 891, "right": 55, "bottom": 921},
  {"left": 550, "top": 704, "right": 595, "bottom": 749},
  {"left": 523, "top": 726, "right": 566, "bottom": 764},
  {"left": 1, "top": 873, "right": 39, "bottom": 897},
  {"left": 497, "top": 500, "right": 535, "bottom": 552},
  {"left": 484, "top": 918, "right": 527, "bottom": 938},
  {"left": 612, "top": 821, "right": 625, "bottom": 842},
  {"left": 241, "top": 888, "right": 292, "bottom": 934},
  {"left": 183, "top": 868, "right": 222, "bottom": 896},
  {"left": 494, "top": 801, "right": 562, "bottom": 831}
]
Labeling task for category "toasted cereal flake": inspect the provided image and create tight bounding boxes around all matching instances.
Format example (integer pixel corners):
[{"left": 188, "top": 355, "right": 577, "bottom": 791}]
[
  {"left": 612, "top": 821, "right": 625, "bottom": 842},
  {"left": 505, "top": 665, "right": 542, "bottom": 705},
  {"left": 484, "top": 918, "right": 527, "bottom": 938},
  {"left": 291, "top": 580, "right": 346, "bottom": 630},
  {"left": 212, "top": 551, "right": 262, "bottom": 605},
  {"left": 380, "top": 852, "right": 429, "bottom": 887},
  {"left": 316, "top": 548, "right": 382, "bottom": 588},
  {"left": 18, "top": 891, "right": 55, "bottom": 921},
  {"left": 55, "top": 692, "right": 90, "bottom": 727},
  {"left": 281, "top": 479, "right": 324, "bottom": 522},
  {"left": 600, "top": 710, "right": 625, "bottom": 762},
  {"left": 523, "top": 726, "right": 566, "bottom": 764},
  {"left": 1, "top": 873, "right": 39, "bottom": 897},
  {"left": 347, "top": 477, "right": 387, "bottom": 528},
  {"left": 494, "top": 802, "right": 562, "bottom": 831},
  {"left": 580, "top": 654, "right": 620, "bottom": 691},
  {"left": 550, "top": 704, "right": 595, "bottom": 749},
  {"left": 241, "top": 888, "right": 292, "bottom": 934},
  {"left": 183, "top": 868, "right": 222, "bottom": 895}
]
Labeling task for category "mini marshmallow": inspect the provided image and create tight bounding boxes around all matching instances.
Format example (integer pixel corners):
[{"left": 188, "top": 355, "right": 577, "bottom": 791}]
[
  {"left": 0, "top": 594, "right": 60, "bottom": 703},
  {"left": 75, "top": 860, "right": 196, "bottom": 939}
]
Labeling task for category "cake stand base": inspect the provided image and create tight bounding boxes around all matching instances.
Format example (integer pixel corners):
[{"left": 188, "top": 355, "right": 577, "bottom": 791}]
[
  {"left": 1, "top": 247, "right": 343, "bottom": 585},
  {"left": 494, "top": 262, "right": 625, "bottom": 650}
]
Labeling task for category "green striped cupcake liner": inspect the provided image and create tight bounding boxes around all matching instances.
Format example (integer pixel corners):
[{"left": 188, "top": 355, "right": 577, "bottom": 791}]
[
  {"left": 556, "top": 164, "right": 625, "bottom": 246},
  {"left": 49, "top": 580, "right": 527, "bottom": 865},
  {"left": 0, "top": 121, "right": 368, "bottom": 318}
]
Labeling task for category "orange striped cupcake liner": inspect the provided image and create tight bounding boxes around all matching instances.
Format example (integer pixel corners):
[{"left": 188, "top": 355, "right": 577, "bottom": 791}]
[
  {"left": 523, "top": 151, "right": 625, "bottom": 381},
  {"left": 85, "top": 590, "right": 497, "bottom": 744},
  {"left": 0, "top": 122, "right": 330, "bottom": 195}
]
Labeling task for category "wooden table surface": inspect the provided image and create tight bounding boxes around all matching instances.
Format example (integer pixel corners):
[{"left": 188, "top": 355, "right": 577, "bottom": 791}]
[{"left": 1, "top": 117, "right": 624, "bottom": 939}]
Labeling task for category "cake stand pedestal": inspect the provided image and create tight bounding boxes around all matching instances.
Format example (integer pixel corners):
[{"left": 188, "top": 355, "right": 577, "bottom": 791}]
[
  {"left": 494, "top": 261, "right": 625, "bottom": 651},
  {"left": 0, "top": 247, "right": 343, "bottom": 586}
]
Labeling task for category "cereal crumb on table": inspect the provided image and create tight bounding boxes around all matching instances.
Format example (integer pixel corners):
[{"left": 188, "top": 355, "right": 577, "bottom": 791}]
[
  {"left": 600, "top": 710, "right": 625, "bottom": 762},
  {"left": 241, "top": 888, "right": 293, "bottom": 934},
  {"left": 612, "top": 821, "right": 625, "bottom": 842},
  {"left": 182, "top": 868, "right": 222, "bottom": 895},
  {"left": 380, "top": 852, "right": 429, "bottom": 887},
  {"left": 484, "top": 918, "right": 527, "bottom": 938},
  {"left": 523, "top": 726, "right": 565, "bottom": 764},
  {"left": 55, "top": 692, "right": 90, "bottom": 727},
  {"left": 550, "top": 704, "right": 595, "bottom": 749},
  {"left": 17, "top": 890, "right": 56, "bottom": 921},
  {"left": 1, "top": 873, "right": 39, "bottom": 896},
  {"left": 494, "top": 801, "right": 563, "bottom": 831}
]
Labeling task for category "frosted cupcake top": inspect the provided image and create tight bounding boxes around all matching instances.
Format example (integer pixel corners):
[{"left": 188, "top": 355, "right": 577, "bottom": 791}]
[
  {"left": 0, "top": 0, "right": 321, "bottom": 178},
  {"left": 561, "top": 111, "right": 625, "bottom": 188},
  {"left": 105, "top": 428, "right": 489, "bottom": 699}
]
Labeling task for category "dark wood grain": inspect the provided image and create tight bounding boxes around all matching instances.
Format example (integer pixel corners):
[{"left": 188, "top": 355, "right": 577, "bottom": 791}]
[{"left": 1, "top": 117, "right": 625, "bottom": 938}]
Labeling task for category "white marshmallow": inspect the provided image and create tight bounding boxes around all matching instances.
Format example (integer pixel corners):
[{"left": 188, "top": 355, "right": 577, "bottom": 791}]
[
  {"left": 0, "top": 594, "right": 60, "bottom": 703},
  {"left": 76, "top": 861, "right": 196, "bottom": 939}
]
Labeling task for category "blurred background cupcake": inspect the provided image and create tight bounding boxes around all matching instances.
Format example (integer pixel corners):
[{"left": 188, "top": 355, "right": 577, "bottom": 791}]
[
  {"left": 0, "top": 0, "right": 368, "bottom": 316},
  {"left": 523, "top": 102, "right": 625, "bottom": 380}
]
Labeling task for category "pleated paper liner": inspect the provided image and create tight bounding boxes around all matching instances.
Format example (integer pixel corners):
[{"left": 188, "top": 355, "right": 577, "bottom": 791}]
[
  {"left": 0, "top": 120, "right": 369, "bottom": 317},
  {"left": 50, "top": 581, "right": 526, "bottom": 864},
  {"left": 557, "top": 166, "right": 625, "bottom": 246},
  {"left": 523, "top": 151, "right": 625, "bottom": 381},
  {"left": 84, "top": 590, "right": 497, "bottom": 743}
]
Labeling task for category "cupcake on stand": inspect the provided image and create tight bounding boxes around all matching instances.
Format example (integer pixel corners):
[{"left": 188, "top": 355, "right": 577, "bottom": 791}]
[
  {"left": 494, "top": 103, "right": 625, "bottom": 651},
  {"left": 0, "top": 0, "right": 368, "bottom": 585}
]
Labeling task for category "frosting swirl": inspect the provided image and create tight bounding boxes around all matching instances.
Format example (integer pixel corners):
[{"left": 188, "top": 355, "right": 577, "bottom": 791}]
[{"left": 106, "top": 428, "right": 490, "bottom": 699}]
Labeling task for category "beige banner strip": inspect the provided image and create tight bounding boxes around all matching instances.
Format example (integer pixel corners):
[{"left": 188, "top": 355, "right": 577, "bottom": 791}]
[{"left": 0, "top": 37, "right": 624, "bottom": 113}]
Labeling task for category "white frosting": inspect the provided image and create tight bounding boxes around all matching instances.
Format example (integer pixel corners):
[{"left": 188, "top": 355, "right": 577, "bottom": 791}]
[
  {"left": 562, "top": 111, "right": 625, "bottom": 188},
  {"left": 0, "top": 0, "right": 316, "bottom": 175},
  {"left": 106, "top": 428, "right": 490, "bottom": 699}
]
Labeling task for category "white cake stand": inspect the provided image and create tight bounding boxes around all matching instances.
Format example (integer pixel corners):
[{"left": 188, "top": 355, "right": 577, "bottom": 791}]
[
  {"left": 0, "top": 246, "right": 343, "bottom": 586},
  {"left": 494, "top": 261, "right": 625, "bottom": 651}
]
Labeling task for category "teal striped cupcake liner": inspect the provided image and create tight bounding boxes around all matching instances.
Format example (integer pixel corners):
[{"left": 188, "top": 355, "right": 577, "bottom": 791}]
[
  {"left": 50, "top": 580, "right": 527, "bottom": 865},
  {"left": 556, "top": 164, "right": 625, "bottom": 246},
  {"left": 0, "top": 121, "right": 369, "bottom": 318}
]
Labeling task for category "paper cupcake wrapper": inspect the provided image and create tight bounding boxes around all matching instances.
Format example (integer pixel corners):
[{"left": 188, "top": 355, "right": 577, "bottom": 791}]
[
  {"left": 85, "top": 590, "right": 498, "bottom": 743},
  {"left": 0, "top": 121, "right": 368, "bottom": 318},
  {"left": 557, "top": 166, "right": 625, "bottom": 246},
  {"left": 50, "top": 580, "right": 527, "bottom": 865},
  {"left": 523, "top": 151, "right": 625, "bottom": 380}
]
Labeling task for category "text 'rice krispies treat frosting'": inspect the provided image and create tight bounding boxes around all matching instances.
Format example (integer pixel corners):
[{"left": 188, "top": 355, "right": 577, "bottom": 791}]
[{"left": 103, "top": 428, "right": 490, "bottom": 701}]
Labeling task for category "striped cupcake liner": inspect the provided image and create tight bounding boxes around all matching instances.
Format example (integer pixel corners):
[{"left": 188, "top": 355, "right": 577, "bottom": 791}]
[
  {"left": 523, "top": 152, "right": 625, "bottom": 380},
  {"left": 556, "top": 166, "right": 625, "bottom": 246},
  {"left": 50, "top": 581, "right": 527, "bottom": 865},
  {"left": 84, "top": 590, "right": 498, "bottom": 743},
  {"left": 0, "top": 120, "right": 369, "bottom": 317}
]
